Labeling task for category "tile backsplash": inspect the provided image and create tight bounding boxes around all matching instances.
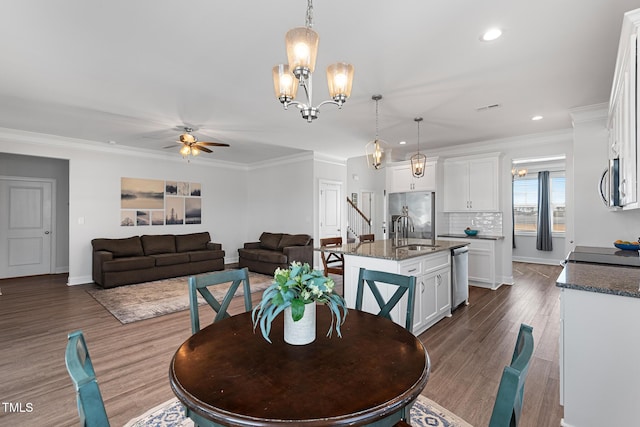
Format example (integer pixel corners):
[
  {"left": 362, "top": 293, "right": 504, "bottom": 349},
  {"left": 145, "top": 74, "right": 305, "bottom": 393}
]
[{"left": 447, "top": 212, "right": 503, "bottom": 236}]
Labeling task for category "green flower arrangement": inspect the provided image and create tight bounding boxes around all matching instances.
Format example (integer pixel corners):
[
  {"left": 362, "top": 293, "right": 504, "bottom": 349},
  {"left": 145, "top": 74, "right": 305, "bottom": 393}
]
[{"left": 252, "top": 261, "right": 348, "bottom": 343}]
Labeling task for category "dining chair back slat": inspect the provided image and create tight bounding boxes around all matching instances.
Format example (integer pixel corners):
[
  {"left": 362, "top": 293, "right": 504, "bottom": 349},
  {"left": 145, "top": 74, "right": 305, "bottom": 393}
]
[
  {"left": 355, "top": 268, "right": 417, "bottom": 333},
  {"left": 65, "top": 330, "right": 110, "bottom": 427},
  {"left": 189, "top": 268, "right": 252, "bottom": 334},
  {"left": 488, "top": 323, "right": 535, "bottom": 427},
  {"left": 320, "top": 237, "right": 345, "bottom": 277}
]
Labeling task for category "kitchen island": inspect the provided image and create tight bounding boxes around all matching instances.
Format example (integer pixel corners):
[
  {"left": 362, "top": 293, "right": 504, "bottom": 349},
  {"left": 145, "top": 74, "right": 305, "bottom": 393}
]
[
  {"left": 317, "top": 238, "right": 467, "bottom": 335},
  {"left": 556, "top": 255, "right": 640, "bottom": 427}
]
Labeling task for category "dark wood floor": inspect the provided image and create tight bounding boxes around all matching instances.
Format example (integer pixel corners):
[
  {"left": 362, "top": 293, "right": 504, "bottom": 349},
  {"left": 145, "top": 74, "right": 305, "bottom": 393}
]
[{"left": 0, "top": 262, "right": 563, "bottom": 426}]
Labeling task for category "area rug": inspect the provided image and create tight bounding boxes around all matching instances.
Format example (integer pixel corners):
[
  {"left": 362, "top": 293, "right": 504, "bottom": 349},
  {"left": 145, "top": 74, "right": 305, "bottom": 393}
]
[
  {"left": 86, "top": 270, "right": 274, "bottom": 324},
  {"left": 123, "top": 394, "right": 473, "bottom": 427}
]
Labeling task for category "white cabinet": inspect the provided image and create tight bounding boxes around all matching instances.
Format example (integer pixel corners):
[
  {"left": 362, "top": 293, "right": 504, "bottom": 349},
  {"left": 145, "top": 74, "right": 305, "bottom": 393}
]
[
  {"left": 343, "top": 249, "right": 451, "bottom": 336},
  {"left": 560, "top": 287, "right": 640, "bottom": 426},
  {"left": 443, "top": 155, "right": 500, "bottom": 211},
  {"left": 387, "top": 160, "right": 436, "bottom": 193},
  {"left": 438, "top": 237, "right": 502, "bottom": 289},
  {"left": 400, "top": 251, "right": 451, "bottom": 335},
  {"left": 608, "top": 9, "right": 640, "bottom": 209}
]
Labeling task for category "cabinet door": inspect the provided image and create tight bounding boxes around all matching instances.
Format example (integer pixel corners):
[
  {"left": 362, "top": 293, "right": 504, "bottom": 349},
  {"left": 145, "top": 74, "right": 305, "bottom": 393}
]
[
  {"left": 412, "top": 161, "right": 436, "bottom": 191},
  {"left": 443, "top": 161, "right": 469, "bottom": 211},
  {"left": 435, "top": 267, "right": 451, "bottom": 316},
  {"left": 468, "top": 158, "right": 499, "bottom": 211},
  {"left": 388, "top": 165, "right": 413, "bottom": 193},
  {"left": 416, "top": 272, "right": 438, "bottom": 330}
]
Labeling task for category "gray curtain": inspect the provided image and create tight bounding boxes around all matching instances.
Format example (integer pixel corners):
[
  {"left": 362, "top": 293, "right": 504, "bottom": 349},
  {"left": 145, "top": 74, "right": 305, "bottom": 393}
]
[{"left": 536, "top": 171, "right": 553, "bottom": 251}]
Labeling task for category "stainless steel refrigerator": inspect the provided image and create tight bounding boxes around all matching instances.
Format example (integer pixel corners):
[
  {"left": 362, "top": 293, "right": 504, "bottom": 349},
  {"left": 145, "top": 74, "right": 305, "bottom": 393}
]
[{"left": 388, "top": 191, "right": 435, "bottom": 241}]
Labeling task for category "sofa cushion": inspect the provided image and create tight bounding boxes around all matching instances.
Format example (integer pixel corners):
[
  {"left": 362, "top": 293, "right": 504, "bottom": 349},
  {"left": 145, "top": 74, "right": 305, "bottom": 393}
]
[
  {"left": 176, "top": 232, "right": 211, "bottom": 253},
  {"left": 259, "top": 232, "right": 283, "bottom": 250},
  {"left": 258, "top": 250, "right": 288, "bottom": 264},
  {"left": 102, "top": 256, "right": 155, "bottom": 272},
  {"left": 141, "top": 234, "right": 176, "bottom": 255},
  {"left": 92, "top": 237, "right": 144, "bottom": 258},
  {"left": 238, "top": 248, "right": 261, "bottom": 261},
  {"left": 278, "top": 234, "right": 311, "bottom": 249},
  {"left": 151, "top": 253, "right": 190, "bottom": 266},
  {"left": 189, "top": 250, "right": 225, "bottom": 262}
]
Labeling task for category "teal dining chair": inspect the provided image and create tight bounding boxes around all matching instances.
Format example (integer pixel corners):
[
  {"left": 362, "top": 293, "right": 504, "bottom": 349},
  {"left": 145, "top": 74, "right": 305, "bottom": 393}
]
[
  {"left": 189, "top": 267, "right": 253, "bottom": 333},
  {"left": 355, "top": 268, "right": 417, "bottom": 333},
  {"left": 65, "top": 330, "right": 110, "bottom": 427},
  {"left": 488, "top": 323, "right": 535, "bottom": 427}
]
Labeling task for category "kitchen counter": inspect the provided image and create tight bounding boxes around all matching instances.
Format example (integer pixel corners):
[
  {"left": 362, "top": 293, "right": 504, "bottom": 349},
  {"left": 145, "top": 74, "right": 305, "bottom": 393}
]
[
  {"left": 556, "top": 262, "right": 640, "bottom": 298},
  {"left": 438, "top": 233, "right": 504, "bottom": 240},
  {"left": 315, "top": 238, "right": 467, "bottom": 262}
]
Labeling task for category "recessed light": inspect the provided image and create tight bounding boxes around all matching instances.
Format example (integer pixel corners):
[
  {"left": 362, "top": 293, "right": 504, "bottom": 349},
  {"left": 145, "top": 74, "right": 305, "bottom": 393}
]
[
  {"left": 399, "top": 141, "right": 407, "bottom": 145},
  {"left": 531, "top": 115, "right": 543, "bottom": 121},
  {"left": 108, "top": 140, "right": 117, "bottom": 144},
  {"left": 481, "top": 27, "right": 502, "bottom": 42}
]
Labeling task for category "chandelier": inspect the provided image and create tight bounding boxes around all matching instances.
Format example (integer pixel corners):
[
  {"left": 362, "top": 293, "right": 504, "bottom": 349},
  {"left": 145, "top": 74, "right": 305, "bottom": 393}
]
[
  {"left": 365, "top": 94, "right": 388, "bottom": 170},
  {"left": 411, "top": 117, "right": 427, "bottom": 178},
  {"left": 272, "top": 0, "right": 354, "bottom": 123}
]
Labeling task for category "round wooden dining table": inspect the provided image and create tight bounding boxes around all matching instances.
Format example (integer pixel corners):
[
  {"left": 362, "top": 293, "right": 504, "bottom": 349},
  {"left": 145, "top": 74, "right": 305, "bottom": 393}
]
[{"left": 169, "top": 305, "right": 430, "bottom": 427}]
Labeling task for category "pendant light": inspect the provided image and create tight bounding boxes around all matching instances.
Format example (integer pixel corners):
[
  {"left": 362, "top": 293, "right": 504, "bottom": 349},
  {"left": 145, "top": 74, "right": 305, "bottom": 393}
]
[
  {"left": 411, "top": 117, "right": 427, "bottom": 178},
  {"left": 365, "top": 94, "right": 388, "bottom": 170}
]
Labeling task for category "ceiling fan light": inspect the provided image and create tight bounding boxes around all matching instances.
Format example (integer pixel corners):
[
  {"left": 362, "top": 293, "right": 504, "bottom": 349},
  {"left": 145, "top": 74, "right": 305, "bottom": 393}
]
[
  {"left": 191, "top": 147, "right": 200, "bottom": 156},
  {"left": 273, "top": 64, "right": 299, "bottom": 103},
  {"left": 180, "top": 145, "right": 191, "bottom": 157},
  {"left": 285, "top": 27, "right": 319, "bottom": 79},
  {"left": 327, "top": 62, "right": 354, "bottom": 102}
]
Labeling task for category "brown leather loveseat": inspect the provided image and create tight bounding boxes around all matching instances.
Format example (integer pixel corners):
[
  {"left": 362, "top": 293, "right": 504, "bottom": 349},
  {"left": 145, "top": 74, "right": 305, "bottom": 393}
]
[
  {"left": 238, "top": 232, "right": 313, "bottom": 275},
  {"left": 91, "top": 232, "right": 225, "bottom": 288}
]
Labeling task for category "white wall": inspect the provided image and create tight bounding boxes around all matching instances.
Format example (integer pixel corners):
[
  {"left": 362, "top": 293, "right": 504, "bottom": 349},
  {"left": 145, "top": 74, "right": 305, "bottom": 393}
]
[
  {"left": 571, "top": 105, "right": 640, "bottom": 246},
  {"left": 0, "top": 128, "right": 248, "bottom": 285}
]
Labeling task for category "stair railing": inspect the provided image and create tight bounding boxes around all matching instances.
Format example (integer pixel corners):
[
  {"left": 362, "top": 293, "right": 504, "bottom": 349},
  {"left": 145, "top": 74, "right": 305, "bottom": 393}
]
[{"left": 346, "top": 197, "right": 372, "bottom": 240}]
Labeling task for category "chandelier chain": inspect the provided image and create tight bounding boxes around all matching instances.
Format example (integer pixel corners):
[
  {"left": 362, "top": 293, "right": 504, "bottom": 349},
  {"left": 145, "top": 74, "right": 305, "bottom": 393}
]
[
  {"left": 375, "top": 99, "right": 380, "bottom": 140},
  {"left": 306, "top": 0, "right": 314, "bottom": 28}
]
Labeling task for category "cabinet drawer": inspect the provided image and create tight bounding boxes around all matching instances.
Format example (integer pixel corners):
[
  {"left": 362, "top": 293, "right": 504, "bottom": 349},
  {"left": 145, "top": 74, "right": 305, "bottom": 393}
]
[
  {"left": 399, "top": 260, "right": 422, "bottom": 276},
  {"left": 422, "top": 251, "right": 450, "bottom": 273}
]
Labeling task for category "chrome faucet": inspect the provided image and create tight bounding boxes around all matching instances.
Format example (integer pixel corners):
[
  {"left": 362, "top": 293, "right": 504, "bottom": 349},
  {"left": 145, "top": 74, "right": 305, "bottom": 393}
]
[{"left": 393, "top": 206, "right": 414, "bottom": 246}]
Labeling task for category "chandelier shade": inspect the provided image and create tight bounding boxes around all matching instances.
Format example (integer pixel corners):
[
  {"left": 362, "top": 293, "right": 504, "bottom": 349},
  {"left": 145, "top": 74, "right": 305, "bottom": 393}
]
[
  {"left": 411, "top": 117, "right": 427, "bottom": 178},
  {"left": 285, "top": 27, "right": 319, "bottom": 78},
  {"left": 273, "top": 64, "right": 299, "bottom": 102},
  {"left": 327, "top": 62, "right": 354, "bottom": 101}
]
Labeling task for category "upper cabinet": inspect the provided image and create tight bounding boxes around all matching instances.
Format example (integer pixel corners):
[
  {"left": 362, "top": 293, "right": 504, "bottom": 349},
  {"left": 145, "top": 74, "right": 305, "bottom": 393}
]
[
  {"left": 386, "top": 159, "right": 436, "bottom": 193},
  {"left": 609, "top": 8, "right": 640, "bottom": 210},
  {"left": 443, "top": 154, "right": 500, "bottom": 212}
]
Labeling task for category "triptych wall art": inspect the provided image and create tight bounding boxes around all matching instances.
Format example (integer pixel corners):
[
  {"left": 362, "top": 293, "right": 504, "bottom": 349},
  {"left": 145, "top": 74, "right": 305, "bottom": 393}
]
[{"left": 120, "top": 177, "right": 202, "bottom": 226}]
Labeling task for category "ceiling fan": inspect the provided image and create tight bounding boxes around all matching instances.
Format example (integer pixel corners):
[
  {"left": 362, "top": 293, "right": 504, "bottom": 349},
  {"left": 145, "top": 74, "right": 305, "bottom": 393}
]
[{"left": 165, "top": 127, "right": 230, "bottom": 158}]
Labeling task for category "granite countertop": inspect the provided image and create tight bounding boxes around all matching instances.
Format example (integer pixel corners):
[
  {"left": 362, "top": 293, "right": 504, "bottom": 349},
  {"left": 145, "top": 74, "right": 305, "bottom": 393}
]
[
  {"left": 556, "top": 262, "right": 640, "bottom": 299},
  {"left": 315, "top": 238, "right": 468, "bottom": 262},
  {"left": 438, "top": 233, "right": 505, "bottom": 240}
]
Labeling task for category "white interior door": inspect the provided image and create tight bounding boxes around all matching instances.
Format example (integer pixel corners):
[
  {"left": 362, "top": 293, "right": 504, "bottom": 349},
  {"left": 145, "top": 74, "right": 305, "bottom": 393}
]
[
  {"left": 0, "top": 179, "right": 53, "bottom": 278},
  {"left": 319, "top": 180, "right": 342, "bottom": 238}
]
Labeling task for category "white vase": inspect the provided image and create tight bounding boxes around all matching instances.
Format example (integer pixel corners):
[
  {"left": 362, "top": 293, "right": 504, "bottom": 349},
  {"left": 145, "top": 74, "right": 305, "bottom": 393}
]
[{"left": 284, "top": 303, "right": 316, "bottom": 345}]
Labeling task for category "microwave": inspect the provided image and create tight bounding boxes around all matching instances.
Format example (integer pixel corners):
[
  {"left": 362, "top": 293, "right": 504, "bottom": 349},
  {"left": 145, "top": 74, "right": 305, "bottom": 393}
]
[{"left": 599, "top": 158, "right": 621, "bottom": 208}]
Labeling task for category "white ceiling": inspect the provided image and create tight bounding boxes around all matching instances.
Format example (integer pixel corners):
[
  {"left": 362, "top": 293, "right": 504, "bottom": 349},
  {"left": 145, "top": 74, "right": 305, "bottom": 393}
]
[{"left": 0, "top": 1, "right": 636, "bottom": 164}]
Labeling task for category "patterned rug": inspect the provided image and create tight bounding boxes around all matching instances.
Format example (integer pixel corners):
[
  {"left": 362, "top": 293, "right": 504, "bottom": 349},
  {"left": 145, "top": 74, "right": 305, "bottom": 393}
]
[
  {"left": 86, "top": 270, "right": 273, "bottom": 324},
  {"left": 124, "top": 394, "right": 473, "bottom": 427}
]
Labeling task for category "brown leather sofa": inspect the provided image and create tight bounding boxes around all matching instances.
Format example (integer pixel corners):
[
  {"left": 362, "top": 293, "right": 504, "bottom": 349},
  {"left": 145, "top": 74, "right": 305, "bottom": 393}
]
[
  {"left": 91, "top": 232, "right": 225, "bottom": 288},
  {"left": 238, "top": 232, "right": 313, "bottom": 275}
]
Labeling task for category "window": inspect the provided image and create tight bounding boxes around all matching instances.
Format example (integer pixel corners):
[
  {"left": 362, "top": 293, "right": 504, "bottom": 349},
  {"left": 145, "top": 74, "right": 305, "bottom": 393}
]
[{"left": 513, "top": 172, "right": 565, "bottom": 233}]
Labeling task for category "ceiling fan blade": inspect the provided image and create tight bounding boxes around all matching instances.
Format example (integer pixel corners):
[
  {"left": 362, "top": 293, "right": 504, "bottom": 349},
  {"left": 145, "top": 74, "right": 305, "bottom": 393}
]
[
  {"left": 197, "top": 142, "right": 230, "bottom": 147},
  {"left": 197, "top": 146, "right": 213, "bottom": 153},
  {"left": 163, "top": 144, "right": 179, "bottom": 149}
]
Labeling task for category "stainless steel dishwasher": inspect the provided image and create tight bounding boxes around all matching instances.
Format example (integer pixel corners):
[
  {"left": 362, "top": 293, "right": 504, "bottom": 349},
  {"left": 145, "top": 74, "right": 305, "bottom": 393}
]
[{"left": 451, "top": 246, "right": 469, "bottom": 310}]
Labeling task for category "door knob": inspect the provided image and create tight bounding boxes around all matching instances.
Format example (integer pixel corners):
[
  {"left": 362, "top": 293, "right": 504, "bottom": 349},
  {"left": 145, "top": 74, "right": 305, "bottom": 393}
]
[{"left": 44, "top": 231, "right": 50, "bottom": 234}]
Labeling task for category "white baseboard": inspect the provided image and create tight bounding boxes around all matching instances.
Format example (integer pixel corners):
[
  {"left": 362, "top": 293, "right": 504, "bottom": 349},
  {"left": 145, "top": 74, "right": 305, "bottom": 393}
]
[
  {"left": 67, "top": 275, "right": 93, "bottom": 286},
  {"left": 512, "top": 256, "right": 564, "bottom": 266}
]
